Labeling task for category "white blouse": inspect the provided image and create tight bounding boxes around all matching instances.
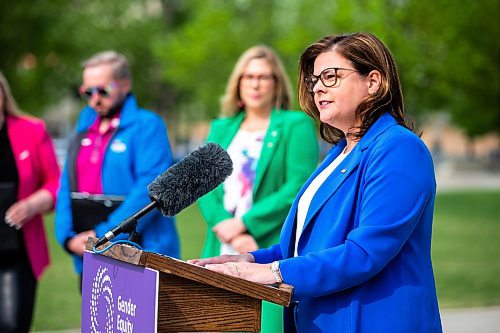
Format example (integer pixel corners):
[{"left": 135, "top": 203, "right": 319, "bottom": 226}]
[
  {"left": 294, "top": 149, "right": 350, "bottom": 256},
  {"left": 221, "top": 129, "right": 266, "bottom": 255}
]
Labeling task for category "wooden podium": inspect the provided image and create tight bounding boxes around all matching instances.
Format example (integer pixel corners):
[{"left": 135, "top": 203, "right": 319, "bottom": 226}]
[{"left": 82, "top": 238, "right": 292, "bottom": 332}]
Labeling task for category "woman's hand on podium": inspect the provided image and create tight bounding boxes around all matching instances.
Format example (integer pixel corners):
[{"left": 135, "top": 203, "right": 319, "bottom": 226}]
[
  {"left": 205, "top": 262, "right": 276, "bottom": 285},
  {"left": 189, "top": 254, "right": 276, "bottom": 284},
  {"left": 188, "top": 253, "right": 255, "bottom": 266}
]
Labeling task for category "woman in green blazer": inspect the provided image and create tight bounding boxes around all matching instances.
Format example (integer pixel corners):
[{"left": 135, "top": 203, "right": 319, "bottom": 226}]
[{"left": 198, "top": 45, "right": 318, "bottom": 333}]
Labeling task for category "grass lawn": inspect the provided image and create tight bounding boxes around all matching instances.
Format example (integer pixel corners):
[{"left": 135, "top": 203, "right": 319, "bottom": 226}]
[
  {"left": 31, "top": 190, "right": 500, "bottom": 330},
  {"left": 431, "top": 190, "right": 500, "bottom": 308}
]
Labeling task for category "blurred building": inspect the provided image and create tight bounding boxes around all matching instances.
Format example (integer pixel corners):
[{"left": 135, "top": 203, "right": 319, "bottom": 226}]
[{"left": 420, "top": 113, "right": 500, "bottom": 170}]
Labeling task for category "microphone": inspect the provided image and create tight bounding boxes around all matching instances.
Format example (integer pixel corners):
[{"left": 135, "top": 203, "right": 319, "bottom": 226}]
[{"left": 94, "top": 143, "right": 233, "bottom": 248}]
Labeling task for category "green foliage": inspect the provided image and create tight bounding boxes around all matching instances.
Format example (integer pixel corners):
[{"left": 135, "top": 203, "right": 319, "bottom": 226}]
[
  {"left": 392, "top": 0, "right": 500, "bottom": 136},
  {"left": 0, "top": 0, "right": 168, "bottom": 116},
  {"left": 153, "top": 0, "right": 499, "bottom": 135},
  {"left": 0, "top": 0, "right": 498, "bottom": 136}
]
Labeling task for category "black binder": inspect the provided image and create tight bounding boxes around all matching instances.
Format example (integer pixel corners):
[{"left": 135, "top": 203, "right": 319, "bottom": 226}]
[{"left": 70, "top": 192, "right": 125, "bottom": 233}]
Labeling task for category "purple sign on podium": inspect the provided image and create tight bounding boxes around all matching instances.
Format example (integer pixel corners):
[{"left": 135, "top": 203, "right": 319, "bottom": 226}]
[{"left": 82, "top": 251, "right": 158, "bottom": 333}]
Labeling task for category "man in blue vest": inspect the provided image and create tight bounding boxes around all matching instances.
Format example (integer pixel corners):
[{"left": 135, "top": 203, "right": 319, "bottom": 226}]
[{"left": 55, "top": 51, "right": 179, "bottom": 289}]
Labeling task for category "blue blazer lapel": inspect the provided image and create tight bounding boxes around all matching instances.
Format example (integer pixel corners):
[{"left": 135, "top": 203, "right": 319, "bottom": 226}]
[
  {"left": 301, "top": 147, "right": 362, "bottom": 233},
  {"left": 280, "top": 142, "right": 346, "bottom": 257},
  {"left": 295, "top": 113, "right": 400, "bottom": 250},
  {"left": 281, "top": 112, "right": 401, "bottom": 257},
  {"left": 281, "top": 205, "right": 298, "bottom": 258},
  {"left": 295, "top": 142, "right": 344, "bottom": 201}
]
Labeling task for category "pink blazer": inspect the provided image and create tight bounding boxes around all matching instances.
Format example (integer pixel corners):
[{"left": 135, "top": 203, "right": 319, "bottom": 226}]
[{"left": 6, "top": 114, "right": 60, "bottom": 279}]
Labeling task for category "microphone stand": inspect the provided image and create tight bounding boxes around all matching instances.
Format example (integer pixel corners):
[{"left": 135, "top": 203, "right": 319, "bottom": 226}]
[
  {"left": 127, "top": 229, "right": 141, "bottom": 244},
  {"left": 94, "top": 201, "right": 157, "bottom": 248}
]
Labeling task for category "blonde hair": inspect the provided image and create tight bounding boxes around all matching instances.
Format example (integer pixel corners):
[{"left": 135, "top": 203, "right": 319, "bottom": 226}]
[
  {"left": 220, "top": 45, "right": 292, "bottom": 116},
  {"left": 0, "top": 71, "right": 22, "bottom": 116},
  {"left": 82, "top": 50, "right": 131, "bottom": 81}
]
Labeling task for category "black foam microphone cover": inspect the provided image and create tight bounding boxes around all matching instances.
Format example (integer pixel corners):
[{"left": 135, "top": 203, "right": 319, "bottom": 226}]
[{"left": 147, "top": 143, "right": 233, "bottom": 216}]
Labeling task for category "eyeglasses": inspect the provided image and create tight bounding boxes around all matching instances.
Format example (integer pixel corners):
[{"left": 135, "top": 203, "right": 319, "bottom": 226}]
[
  {"left": 240, "top": 74, "right": 275, "bottom": 84},
  {"left": 79, "top": 82, "right": 116, "bottom": 99},
  {"left": 305, "top": 67, "right": 358, "bottom": 92}
]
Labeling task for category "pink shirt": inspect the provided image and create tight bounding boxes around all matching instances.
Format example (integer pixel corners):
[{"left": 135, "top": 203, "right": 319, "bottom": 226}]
[{"left": 76, "top": 114, "right": 121, "bottom": 194}]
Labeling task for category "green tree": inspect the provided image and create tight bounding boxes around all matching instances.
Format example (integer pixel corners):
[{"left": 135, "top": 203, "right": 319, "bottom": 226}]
[
  {"left": 0, "top": 0, "right": 171, "bottom": 118},
  {"left": 1, "top": 0, "right": 498, "bottom": 137}
]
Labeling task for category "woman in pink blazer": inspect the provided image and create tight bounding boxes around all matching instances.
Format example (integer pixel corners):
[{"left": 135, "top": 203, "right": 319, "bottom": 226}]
[{"left": 0, "top": 72, "right": 60, "bottom": 333}]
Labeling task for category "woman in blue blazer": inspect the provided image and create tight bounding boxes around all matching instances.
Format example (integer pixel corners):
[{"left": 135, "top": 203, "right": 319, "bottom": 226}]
[{"left": 192, "top": 33, "right": 442, "bottom": 332}]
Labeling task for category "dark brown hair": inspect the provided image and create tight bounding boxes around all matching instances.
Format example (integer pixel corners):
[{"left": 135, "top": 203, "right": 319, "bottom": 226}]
[{"left": 298, "top": 32, "right": 414, "bottom": 144}]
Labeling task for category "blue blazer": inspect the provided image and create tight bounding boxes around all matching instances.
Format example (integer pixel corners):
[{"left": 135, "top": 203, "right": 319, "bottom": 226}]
[
  {"left": 56, "top": 94, "right": 180, "bottom": 273},
  {"left": 252, "top": 113, "right": 442, "bottom": 332}
]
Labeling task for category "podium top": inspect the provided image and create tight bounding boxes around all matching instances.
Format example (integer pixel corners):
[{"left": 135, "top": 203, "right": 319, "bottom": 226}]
[{"left": 86, "top": 238, "right": 293, "bottom": 306}]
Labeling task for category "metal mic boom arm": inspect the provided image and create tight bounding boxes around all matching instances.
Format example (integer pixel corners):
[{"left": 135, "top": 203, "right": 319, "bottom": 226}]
[{"left": 94, "top": 201, "right": 158, "bottom": 248}]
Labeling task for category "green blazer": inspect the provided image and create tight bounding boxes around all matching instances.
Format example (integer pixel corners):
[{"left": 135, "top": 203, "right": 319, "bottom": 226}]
[{"left": 198, "top": 109, "right": 319, "bottom": 258}]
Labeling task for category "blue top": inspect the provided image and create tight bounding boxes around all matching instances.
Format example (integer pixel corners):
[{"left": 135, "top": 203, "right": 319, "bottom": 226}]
[
  {"left": 252, "top": 113, "right": 442, "bottom": 332},
  {"left": 56, "top": 94, "right": 179, "bottom": 273}
]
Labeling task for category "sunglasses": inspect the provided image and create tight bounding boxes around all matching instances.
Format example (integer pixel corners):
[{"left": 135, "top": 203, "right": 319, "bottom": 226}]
[{"left": 79, "top": 82, "right": 117, "bottom": 99}]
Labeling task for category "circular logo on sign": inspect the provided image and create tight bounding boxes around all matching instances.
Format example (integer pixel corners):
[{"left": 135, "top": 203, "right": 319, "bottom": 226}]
[{"left": 90, "top": 266, "right": 115, "bottom": 333}]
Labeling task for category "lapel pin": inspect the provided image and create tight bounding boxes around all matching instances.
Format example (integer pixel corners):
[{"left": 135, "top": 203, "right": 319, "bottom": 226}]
[
  {"left": 19, "top": 150, "right": 30, "bottom": 161},
  {"left": 341, "top": 168, "right": 347, "bottom": 173}
]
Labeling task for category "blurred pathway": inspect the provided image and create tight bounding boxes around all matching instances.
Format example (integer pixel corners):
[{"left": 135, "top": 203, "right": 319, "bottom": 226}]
[
  {"left": 435, "top": 161, "right": 500, "bottom": 191},
  {"left": 441, "top": 306, "right": 500, "bottom": 333}
]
